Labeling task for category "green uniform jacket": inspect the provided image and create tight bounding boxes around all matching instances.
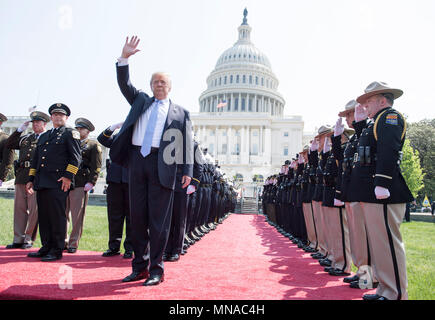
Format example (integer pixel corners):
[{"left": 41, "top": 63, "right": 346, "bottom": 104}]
[
  {"left": 0, "top": 131, "right": 14, "bottom": 181},
  {"left": 74, "top": 139, "right": 102, "bottom": 187},
  {"left": 6, "top": 130, "right": 40, "bottom": 185}
]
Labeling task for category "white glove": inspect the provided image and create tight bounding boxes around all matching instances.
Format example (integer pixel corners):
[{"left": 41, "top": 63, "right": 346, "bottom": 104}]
[
  {"left": 109, "top": 122, "right": 124, "bottom": 131},
  {"left": 18, "top": 121, "right": 30, "bottom": 133},
  {"left": 375, "top": 186, "right": 390, "bottom": 200},
  {"left": 354, "top": 103, "right": 368, "bottom": 122},
  {"left": 0, "top": 180, "right": 3, "bottom": 187},
  {"left": 84, "top": 183, "right": 94, "bottom": 192},
  {"left": 186, "top": 185, "right": 196, "bottom": 195},
  {"left": 334, "top": 118, "right": 345, "bottom": 137},
  {"left": 323, "top": 136, "right": 331, "bottom": 153},
  {"left": 310, "top": 139, "right": 319, "bottom": 152},
  {"left": 334, "top": 199, "right": 344, "bottom": 206}
]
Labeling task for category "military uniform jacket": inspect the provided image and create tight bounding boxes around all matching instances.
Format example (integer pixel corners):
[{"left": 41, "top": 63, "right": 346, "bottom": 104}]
[
  {"left": 349, "top": 107, "right": 413, "bottom": 204},
  {"left": 75, "top": 139, "right": 102, "bottom": 188},
  {"left": 29, "top": 126, "right": 82, "bottom": 190},
  {"left": 301, "top": 163, "right": 311, "bottom": 203},
  {"left": 332, "top": 120, "right": 366, "bottom": 202},
  {"left": 322, "top": 150, "right": 341, "bottom": 207},
  {"left": 5, "top": 130, "right": 41, "bottom": 185},
  {"left": 308, "top": 150, "right": 319, "bottom": 201},
  {"left": 312, "top": 151, "right": 329, "bottom": 202},
  {"left": 0, "top": 131, "right": 14, "bottom": 181}
]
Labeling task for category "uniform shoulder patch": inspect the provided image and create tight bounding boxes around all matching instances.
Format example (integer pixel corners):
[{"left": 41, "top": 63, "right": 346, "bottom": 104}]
[
  {"left": 72, "top": 130, "right": 80, "bottom": 140},
  {"left": 385, "top": 113, "right": 398, "bottom": 125}
]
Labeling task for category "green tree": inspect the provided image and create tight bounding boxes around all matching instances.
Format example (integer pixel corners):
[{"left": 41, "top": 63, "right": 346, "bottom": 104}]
[
  {"left": 407, "top": 119, "right": 435, "bottom": 200},
  {"left": 400, "top": 139, "right": 424, "bottom": 198}
]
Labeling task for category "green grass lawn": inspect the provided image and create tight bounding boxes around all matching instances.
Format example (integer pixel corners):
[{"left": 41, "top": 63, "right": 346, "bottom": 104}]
[{"left": 0, "top": 197, "right": 434, "bottom": 299}]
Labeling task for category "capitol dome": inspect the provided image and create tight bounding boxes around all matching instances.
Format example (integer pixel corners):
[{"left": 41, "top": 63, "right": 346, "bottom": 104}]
[{"left": 199, "top": 9, "right": 285, "bottom": 116}]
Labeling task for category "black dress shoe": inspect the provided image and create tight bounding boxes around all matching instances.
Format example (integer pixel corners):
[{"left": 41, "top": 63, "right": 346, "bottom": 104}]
[
  {"left": 41, "top": 254, "right": 62, "bottom": 262},
  {"left": 102, "top": 249, "right": 121, "bottom": 257},
  {"left": 344, "top": 275, "right": 359, "bottom": 283},
  {"left": 363, "top": 294, "right": 388, "bottom": 301},
  {"left": 328, "top": 269, "right": 351, "bottom": 276},
  {"left": 166, "top": 254, "right": 179, "bottom": 262},
  {"left": 28, "top": 251, "right": 48, "bottom": 258},
  {"left": 122, "top": 270, "right": 149, "bottom": 283},
  {"left": 143, "top": 274, "right": 164, "bottom": 286},
  {"left": 67, "top": 248, "right": 77, "bottom": 254},
  {"left": 319, "top": 259, "right": 332, "bottom": 267},
  {"left": 123, "top": 251, "right": 133, "bottom": 259},
  {"left": 324, "top": 267, "right": 335, "bottom": 273},
  {"left": 350, "top": 280, "right": 379, "bottom": 289},
  {"left": 5, "top": 243, "right": 23, "bottom": 249}
]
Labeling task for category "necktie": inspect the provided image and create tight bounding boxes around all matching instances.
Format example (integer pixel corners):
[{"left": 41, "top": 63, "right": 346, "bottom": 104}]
[{"left": 140, "top": 99, "right": 161, "bottom": 157}]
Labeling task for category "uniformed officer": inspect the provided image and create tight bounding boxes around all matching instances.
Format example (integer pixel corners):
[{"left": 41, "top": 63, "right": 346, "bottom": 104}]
[
  {"left": 332, "top": 100, "right": 377, "bottom": 288},
  {"left": 0, "top": 113, "right": 14, "bottom": 189},
  {"left": 300, "top": 146, "right": 319, "bottom": 253},
  {"left": 64, "top": 117, "right": 102, "bottom": 253},
  {"left": 321, "top": 131, "right": 352, "bottom": 277},
  {"left": 352, "top": 82, "right": 413, "bottom": 300},
  {"left": 98, "top": 122, "right": 133, "bottom": 259},
  {"left": 26, "top": 103, "right": 82, "bottom": 262},
  {"left": 309, "top": 126, "right": 333, "bottom": 266},
  {"left": 165, "top": 138, "right": 203, "bottom": 261},
  {"left": 5, "top": 111, "right": 50, "bottom": 249}
]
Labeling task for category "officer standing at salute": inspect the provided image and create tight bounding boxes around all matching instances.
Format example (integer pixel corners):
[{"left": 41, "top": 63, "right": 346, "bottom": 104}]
[
  {"left": 65, "top": 118, "right": 102, "bottom": 253},
  {"left": 332, "top": 100, "right": 376, "bottom": 289},
  {"left": 5, "top": 111, "right": 50, "bottom": 249},
  {"left": 0, "top": 113, "right": 14, "bottom": 189},
  {"left": 352, "top": 82, "right": 413, "bottom": 300},
  {"left": 98, "top": 122, "right": 134, "bottom": 259},
  {"left": 26, "top": 103, "right": 81, "bottom": 262}
]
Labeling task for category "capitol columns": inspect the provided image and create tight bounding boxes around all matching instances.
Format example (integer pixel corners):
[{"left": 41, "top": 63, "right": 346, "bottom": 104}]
[
  {"left": 264, "top": 126, "right": 271, "bottom": 164},
  {"left": 241, "top": 125, "right": 250, "bottom": 164},
  {"left": 226, "top": 126, "right": 232, "bottom": 162}
]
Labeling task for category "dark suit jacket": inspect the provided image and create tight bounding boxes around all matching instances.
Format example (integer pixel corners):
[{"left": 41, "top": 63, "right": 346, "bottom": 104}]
[
  {"left": 97, "top": 128, "right": 129, "bottom": 184},
  {"left": 110, "top": 64, "right": 193, "bottom": 190}
]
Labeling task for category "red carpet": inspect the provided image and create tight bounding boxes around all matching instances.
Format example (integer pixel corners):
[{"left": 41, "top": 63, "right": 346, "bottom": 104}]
[{"left": 0, "top": 214, "right": 375, "bottom": 300}]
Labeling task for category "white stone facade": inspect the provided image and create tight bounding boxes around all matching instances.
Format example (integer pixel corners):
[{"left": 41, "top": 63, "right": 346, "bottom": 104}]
[{"left": 191, "top": 11, "right": 304, "bottom": 185}]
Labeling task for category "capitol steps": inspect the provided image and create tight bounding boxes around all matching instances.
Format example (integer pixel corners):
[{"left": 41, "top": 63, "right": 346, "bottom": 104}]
[{"left": 239, "top": 198, "right": 259, "bottom": 214}]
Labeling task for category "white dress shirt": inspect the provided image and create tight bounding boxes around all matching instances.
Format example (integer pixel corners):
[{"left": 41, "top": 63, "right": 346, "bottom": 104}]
[{"left": 117, "top": 57, "right": 170, "bottom": 147}]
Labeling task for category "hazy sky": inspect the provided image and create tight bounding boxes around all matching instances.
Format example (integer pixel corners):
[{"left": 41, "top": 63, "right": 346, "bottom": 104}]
[{"left": 1, "top": 0, "right": 434, "bottom": 134}]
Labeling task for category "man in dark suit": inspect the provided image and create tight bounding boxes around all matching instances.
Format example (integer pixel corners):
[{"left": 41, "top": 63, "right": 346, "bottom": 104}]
[
  {"left": 97, "top": 122, "right": 133, "bottom": 259},
  {"left": 26, "top": 103, "right": 82, "bottom": 262},
  {"left": 111, "top": 36, "right": 193, "bottom": 286}
]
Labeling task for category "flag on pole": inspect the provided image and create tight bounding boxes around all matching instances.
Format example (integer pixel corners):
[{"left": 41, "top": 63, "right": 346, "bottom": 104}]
[
  {"left": 28, "top": 105, "right": 37, "bottom": 113},
  {"left": 217, "top": 99, "right": 227, "bottom": 109}
]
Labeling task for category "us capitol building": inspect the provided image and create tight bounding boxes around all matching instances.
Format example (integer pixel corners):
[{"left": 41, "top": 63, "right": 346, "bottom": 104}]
[{"left": 191, "top": 9, "right": 305, "bottom": 190}]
